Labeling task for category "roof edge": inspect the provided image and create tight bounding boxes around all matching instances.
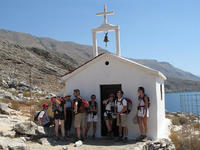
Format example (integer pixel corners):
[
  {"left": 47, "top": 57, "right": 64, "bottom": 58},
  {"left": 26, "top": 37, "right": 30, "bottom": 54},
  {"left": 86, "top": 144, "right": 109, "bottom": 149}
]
[{"left": 61, "top": 53, "right": 167, "bottom": 81}]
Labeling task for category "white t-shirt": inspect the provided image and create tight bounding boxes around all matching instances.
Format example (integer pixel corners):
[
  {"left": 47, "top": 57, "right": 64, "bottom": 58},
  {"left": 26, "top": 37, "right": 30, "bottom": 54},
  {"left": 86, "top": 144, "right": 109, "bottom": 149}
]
[
  {"left": 105, "top": 101, "right": 115, "bottom": 111},
  {"left": 38, "top": 110, "right": 45, "bottom": 118},
  {"left": 38, "top": 110, "right": 49, "bottom": 126},
  {"left": 115, "top": 98, "right": 127, "bottom": 113},
  {"left": 104, "top": 101, "right": 115, "bottom": 117}
]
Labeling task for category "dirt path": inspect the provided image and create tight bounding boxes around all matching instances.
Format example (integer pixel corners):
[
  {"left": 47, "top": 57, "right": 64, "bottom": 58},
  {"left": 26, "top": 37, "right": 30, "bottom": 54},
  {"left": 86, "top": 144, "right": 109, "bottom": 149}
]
[{"left": 26, "top": 138, "right": 139, "bottom": 150}]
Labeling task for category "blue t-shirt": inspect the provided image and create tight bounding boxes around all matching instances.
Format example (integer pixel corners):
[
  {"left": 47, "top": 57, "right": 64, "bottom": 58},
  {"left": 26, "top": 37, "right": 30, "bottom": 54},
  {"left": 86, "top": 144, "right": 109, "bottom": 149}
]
[{"left": 65, "top": 100, "right": 72, "bottom": 109}]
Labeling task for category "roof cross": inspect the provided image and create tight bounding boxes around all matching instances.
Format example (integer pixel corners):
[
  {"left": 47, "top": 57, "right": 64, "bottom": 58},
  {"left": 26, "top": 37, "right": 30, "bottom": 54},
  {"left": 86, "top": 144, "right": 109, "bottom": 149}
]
[{"left": 96, "top": 5, "right": 114, "bottom": 24}]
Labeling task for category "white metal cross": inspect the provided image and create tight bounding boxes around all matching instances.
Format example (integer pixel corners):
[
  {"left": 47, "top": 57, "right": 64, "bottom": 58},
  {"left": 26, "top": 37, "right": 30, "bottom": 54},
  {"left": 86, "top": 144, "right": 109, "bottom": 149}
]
[{"left": 96, "top": 5, "right": 114, "bottom": 24}]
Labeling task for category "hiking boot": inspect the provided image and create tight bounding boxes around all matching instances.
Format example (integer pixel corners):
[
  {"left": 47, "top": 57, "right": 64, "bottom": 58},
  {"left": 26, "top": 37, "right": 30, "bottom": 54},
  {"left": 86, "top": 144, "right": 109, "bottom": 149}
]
[
  {"left": 115, "top": 136, "right": 123, "bottom": 142},
  {"left": 73, "top": 137, "right": 81, "bottom": 143},
  {"left": 54, "top": 136, "right": 59, "bottom": 142},
  {"left": 142, "top": 135, "right": 148, "bottom": 142},
  {"left": 81, "top": 136, "right": 86, "bottom": 142},
  {"left": 123, "top": 137, "right": 128, "bottom": 143},
  {"left": 107, "top": 131, "right": 112, "bottom": 137},
  {"left": 60, "top": 136, "right": 66, "bottom": 141},
  {"left": 136, "top": 135, "right": 144, "bottom": 142},
  {"left": 92, "top": 134, "right": 96, "bottom": 139}
]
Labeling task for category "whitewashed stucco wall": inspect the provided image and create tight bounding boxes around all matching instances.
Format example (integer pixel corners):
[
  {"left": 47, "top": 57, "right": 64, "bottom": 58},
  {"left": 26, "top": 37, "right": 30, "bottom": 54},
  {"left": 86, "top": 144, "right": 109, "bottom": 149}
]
[
  {"left": 155, "top": 78, "right": 169, "bottom": 139},
  {"left": 64, "top": 55, "right": 164, "bottom": 140}
]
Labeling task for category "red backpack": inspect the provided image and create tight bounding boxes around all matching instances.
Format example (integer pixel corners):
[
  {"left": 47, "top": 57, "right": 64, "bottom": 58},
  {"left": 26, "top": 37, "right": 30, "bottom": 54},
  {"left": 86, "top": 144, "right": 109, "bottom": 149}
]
[
  {"left": 125, "top": 98, "right": 133, "bottom": 114},
  {"left": 80, "top": 98, "right": 89, "bottom": 108},
  {"left": 76, "top": 97, "right": 89, "bottom": 113},
  {"left": 118, "top": 98, "right": 132, "bottom": 114}
]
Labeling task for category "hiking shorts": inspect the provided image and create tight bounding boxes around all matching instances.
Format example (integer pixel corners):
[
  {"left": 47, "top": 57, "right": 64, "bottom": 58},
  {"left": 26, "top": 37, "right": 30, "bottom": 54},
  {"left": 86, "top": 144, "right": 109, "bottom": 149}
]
[
  {"left": 117, "top": 114, "right": 127, "bottom": 127},
  {"left": 54, "top": 111, "right": 64, "bottom": 120},
  {"left": 74, "top": 113, "right": 86, "bottom": 128},
  {"left": 138, "top": 108, "right": 149, "bottom": 118},
  {"left": 87, "top": 113, "right": 98, "bottom": 122}
]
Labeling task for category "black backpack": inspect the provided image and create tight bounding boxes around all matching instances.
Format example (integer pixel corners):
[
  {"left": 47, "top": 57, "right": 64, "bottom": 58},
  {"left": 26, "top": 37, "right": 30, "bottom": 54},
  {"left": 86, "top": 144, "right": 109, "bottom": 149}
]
[
  {"left": 139, "top": 94, "right": 150, "bottom": 108},
  {"left": 34, "top": 110, "right": 46, "bottom": 122},
  {"left": 34, "top": 111, "right": 41, "bottom": 122}
]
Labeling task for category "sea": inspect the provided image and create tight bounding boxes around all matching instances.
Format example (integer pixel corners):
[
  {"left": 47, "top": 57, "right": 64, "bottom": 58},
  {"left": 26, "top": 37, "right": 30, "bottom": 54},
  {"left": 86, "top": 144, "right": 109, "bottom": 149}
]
[{"left": 165, "top": 91, "right": 200, "bottom": 114}]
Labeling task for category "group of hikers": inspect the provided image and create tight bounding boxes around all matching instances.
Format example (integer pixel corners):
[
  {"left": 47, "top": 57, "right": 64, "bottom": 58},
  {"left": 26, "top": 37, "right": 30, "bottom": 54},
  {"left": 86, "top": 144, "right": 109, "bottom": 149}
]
[{"left": 36, "top": 87, "right": 150, "bottom": 143}]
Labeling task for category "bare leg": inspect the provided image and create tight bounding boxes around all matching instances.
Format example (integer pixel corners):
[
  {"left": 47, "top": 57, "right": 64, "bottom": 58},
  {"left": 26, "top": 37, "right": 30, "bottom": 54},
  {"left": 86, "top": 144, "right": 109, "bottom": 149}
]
[
  {"left": 93, "top": 122, "right": 97, "bottom": 136},
  {"left": 138, "top": 117, "right": 144, "bottom": 135},
  {"left": 81, "top": 126, "right": 86, "bottom": 138},
  {"left": 82, "top": 114, "right": 86, "bottom": 137},
  {"left": 86, "top": 122, "right": 91, "bottom": 136},
  {"left": 143, "top": 116, "right": 148, "bottom": 136},
  {"left": 105, "top": 120, "right": 111, "bottom": 132},
  {"left": 124, "top": 126, "right": 128, "bottom": 137},
  {"left": 54, "top": 119, "right": 59, "bottom": 137},
  {"left": 77, "top": 127, "right": 81, "bottom": 138},
  {"left": 60, "top": 120, "right": 65, "bottom": 137},
  {"left": 109, "top": 120, "right": 113, "bottom": 129},
  {"left": 119, "top": 126, "right": 122, "bottom": 137}
]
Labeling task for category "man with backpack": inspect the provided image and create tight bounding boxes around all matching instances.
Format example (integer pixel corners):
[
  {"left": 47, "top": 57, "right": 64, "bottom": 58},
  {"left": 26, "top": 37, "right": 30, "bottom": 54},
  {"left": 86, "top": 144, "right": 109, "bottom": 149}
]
[
  {"left": 37, "top": 103, "right": 51, "bottom": 127},
  {"left": 73, "top": 89, "right": 89, "bottom": 142},
  {"left": 115, "top": 90, "right": 128, "bottom": 142},
  {"left": 85, "top": 94, "right": 98, "bottom": 138}
]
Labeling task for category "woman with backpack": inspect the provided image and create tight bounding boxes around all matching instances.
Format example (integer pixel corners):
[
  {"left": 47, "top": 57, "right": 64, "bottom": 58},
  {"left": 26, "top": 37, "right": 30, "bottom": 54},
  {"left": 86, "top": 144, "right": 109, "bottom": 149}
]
[
  {"left": 103, "top": 93, "right": 115, "bottom": 137},
  {"left": 137, "top": 87, "right": 149, "bottom": 142},
  {"left": 53, "top": 96, "right": 65, "bottom": 141},
  {"left": 85, "top": 94, "right": 98, "bottom": 138}
]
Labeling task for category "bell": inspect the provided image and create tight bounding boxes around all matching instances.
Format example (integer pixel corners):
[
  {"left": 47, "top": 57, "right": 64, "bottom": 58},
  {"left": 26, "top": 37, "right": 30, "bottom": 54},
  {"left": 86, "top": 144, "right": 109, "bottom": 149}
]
[{"left": 103, "top": 32, "right": 109, "bottom": 47}]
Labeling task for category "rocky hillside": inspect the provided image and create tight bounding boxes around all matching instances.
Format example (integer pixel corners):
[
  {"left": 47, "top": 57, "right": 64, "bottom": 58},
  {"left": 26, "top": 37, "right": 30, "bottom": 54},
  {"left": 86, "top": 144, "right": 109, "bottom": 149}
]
[
  {"left": 1, "top": 29, "right": 200, "bottom": 92},
  {"left": 132, "top": 59, "right": 200, "bottom": 81},
  {"left": 0, "top": 29, "right": 106, "bottom": 65},
  {"left": 0, "top": 40, "right": 76, "bottom": 92}
]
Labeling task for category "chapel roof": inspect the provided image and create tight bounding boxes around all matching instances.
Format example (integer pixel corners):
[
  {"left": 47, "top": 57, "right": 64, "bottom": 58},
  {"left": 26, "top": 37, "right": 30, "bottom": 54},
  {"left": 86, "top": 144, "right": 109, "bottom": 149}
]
[{"left": 61, "top": 53, "right": 167, "bottom": 81}]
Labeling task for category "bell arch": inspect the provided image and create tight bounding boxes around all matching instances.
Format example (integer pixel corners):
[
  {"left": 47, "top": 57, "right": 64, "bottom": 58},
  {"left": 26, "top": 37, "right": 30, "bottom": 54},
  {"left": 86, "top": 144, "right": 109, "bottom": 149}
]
[{"left": 92, "top": 5, "right": 121, "bottom": 57}]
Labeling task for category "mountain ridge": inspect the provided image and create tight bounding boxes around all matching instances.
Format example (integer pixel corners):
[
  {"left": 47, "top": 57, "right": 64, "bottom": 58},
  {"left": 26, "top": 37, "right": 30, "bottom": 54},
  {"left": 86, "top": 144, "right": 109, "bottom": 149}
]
[{"left": 0, "top": 29, "right": 200, "bottom": 92}]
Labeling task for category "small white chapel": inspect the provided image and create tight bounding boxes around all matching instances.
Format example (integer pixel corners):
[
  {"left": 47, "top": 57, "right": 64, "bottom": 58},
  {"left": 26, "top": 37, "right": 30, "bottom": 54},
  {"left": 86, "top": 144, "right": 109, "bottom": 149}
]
[{"left": 61, "top": 5, "right": 170, "bottom": 140}]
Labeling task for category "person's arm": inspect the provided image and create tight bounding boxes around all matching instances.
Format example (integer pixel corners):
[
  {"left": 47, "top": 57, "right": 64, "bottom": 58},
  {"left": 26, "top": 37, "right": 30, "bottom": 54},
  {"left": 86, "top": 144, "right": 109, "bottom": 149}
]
[
  {"left": 74, "top": 101, "right": 78, "bottom": 114},
  {"left": 38, "top": 117, "right": 41, "bottom": 125},
  {"left": 95, "top": 103, "right": 98, "bottom": 112},
  {"left": 118, "top": 100, "right": 127, "bottom": 114},
  {"left": 103, "top": 99, "right": 108, "bottom": 105},
  {"left": 119, "top": 106, "right": 127, "bottom": 114},
  {"left": 37, "top": 111, "right": 44, "bottom": 125}
]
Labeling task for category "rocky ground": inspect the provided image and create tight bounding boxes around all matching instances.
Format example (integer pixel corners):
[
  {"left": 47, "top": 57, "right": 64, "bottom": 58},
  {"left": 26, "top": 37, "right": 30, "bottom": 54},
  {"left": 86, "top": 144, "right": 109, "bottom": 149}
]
[
  {"left": 0, "top": 100, "right": 176, "bottom": 150},
  {"left": 0, "top": 85, "right": 176, "bottom": 150},
  {"left": 166, "top": 112, "right": 200, "bottom": 150},
  {"left": 0, "top": 78, "right": 56, "bottom": 102},
  {"left": 0, "top": 104, "right": 176, "bottom": 150},
  {"left": 0, "top": 77, "right": 199, "bottom": 150}
]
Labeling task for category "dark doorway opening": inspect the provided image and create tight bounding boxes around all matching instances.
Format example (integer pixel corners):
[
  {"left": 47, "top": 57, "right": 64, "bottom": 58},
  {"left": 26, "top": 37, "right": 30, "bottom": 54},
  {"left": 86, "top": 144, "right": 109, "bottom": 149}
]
[{"left": 100, "top": 84, "right": 122, "bottom": 136}]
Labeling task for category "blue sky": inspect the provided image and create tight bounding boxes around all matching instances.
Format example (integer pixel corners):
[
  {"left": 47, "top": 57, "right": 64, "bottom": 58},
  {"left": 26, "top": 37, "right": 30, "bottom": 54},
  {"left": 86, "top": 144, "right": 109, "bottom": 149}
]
[{"left": 0, "top": 0, "right": 200, "bottom": 76}]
